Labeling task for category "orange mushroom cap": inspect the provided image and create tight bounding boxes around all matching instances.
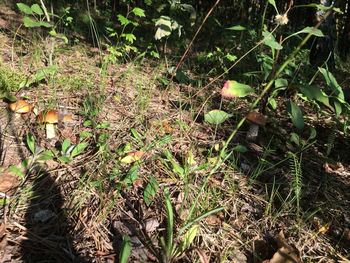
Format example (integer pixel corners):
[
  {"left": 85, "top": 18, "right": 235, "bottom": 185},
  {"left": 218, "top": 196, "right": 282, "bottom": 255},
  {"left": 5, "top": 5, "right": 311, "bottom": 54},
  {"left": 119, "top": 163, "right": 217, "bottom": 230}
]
[
  {"left": 246, "top": 111, "right": 267, "bottom": 126},
  {"left": 9, "top": 100, "right": 33, "bottom": 113},
  {"left": 37, "top": 110, "right": 73, "bottom": 124}
]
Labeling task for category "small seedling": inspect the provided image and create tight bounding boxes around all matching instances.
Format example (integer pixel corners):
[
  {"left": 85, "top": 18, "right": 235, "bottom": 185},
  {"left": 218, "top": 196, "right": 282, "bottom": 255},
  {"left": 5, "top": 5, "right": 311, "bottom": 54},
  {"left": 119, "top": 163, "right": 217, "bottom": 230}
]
[{"left": 58, "top": 138, "right": 88, "bottom": 163}]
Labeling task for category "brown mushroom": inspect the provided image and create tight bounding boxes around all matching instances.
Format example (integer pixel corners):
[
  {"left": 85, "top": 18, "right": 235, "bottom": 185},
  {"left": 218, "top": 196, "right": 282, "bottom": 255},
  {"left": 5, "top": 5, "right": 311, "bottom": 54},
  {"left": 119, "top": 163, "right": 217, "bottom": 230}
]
[
  {"left": 8, "top": 100, "right": 33, "bottom": 117},
  {"left": 37, "top": 110, "right": 73, "bottom": 139},
  {"left": 246, "top": 111, "right": 266, "bottom": 141}
]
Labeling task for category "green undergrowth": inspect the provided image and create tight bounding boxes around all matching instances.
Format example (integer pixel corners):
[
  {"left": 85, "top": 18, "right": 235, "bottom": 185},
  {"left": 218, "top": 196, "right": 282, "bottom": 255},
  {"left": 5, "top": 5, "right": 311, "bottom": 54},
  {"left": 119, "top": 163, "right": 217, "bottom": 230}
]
[{"left": 0, "top": 63, "right": 26, "bottom": 93}]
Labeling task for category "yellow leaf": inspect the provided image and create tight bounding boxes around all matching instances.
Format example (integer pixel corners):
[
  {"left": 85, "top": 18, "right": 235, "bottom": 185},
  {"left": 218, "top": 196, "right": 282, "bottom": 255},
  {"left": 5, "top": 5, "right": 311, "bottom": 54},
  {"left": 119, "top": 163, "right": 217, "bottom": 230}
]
[
  {"left": 207, "top": 156, "right": 219, "bottom": 165},
  {"left": 120, "top": 151, "right": 145, "bottom": 164}
]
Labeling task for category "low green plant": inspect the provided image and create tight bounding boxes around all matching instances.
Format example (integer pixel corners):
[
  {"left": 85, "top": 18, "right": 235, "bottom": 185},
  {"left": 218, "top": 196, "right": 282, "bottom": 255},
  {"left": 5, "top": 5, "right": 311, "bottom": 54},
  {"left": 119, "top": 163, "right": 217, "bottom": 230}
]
[
  {"left": 19, "top": 65, "right": 57, "bottom": 88},
  {"left": 57, "top": 138, "right": 88, "bottom": 164},
  {"left": 8, "top": 133, "right": 54, "bottom": 179},
  {"left": 17, "top": 2, "right": 70, "bottom": 66},
  {"left": 159, "top": 189, "right": 201, "bottom": 263},
  {"left": 105, "top": 6, "right": 146, "bottom": 62},
  {"left": 0, "top": 65, "right": 26, "bottom": 94},
  {"left": 119, "top": 236, "right": 132, "bottom": 263}
]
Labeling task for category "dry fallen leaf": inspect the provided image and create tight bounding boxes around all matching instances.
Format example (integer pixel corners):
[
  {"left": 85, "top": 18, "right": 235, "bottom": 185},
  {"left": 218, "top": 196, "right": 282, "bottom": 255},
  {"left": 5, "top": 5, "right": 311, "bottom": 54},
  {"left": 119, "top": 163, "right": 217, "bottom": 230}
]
[
  {"left": 268, "top": 232, "right": 301, "bottom": 263},
  {"left": 0, "top": 223, "right": 8, "bottom": 261},
  {"left": 161, "top": 120, "right": 173, "bottom": 134},
  {"left": 133, "top": 178, "right": 143, "bottom": 189},
  {"left": 0, "top": 171, "right": 19, "bottom": 194},
  {"left": 195, "top": 248, "right": 210, "bottom": 263},
  {"left": 205, "top": 212, "right": 224, "bottom": 226},
  {"left": 312, "top": 217, "right": 331, "bottom": 235},
  {"left": 144, "top": 218, "right": 160, "bottom": 233}
]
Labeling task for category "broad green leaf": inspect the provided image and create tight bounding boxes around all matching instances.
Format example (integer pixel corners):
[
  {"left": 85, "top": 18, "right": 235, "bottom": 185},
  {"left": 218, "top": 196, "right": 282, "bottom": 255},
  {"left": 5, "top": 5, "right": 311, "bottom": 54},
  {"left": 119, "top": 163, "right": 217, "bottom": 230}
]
[
  {"left": 221, "top": 80, "right": 254, "bottom": 98},
  {"left": 31, "top": 4, "right": 43, "bottom": 15},
  {"left": 23, "top": 16, "right": 41, "bottom": 27},
  {"left": 309, "top": 127, "right": 317, "bottom": 140},
  {"left": 58, "top": 156, "right": 72, "bottom": 164},
  {"left": 181, "top": 4, "right": 196, "bottom": 25},
  {"left": 96, "top": 121, "right": 110, "bottom": 129},
  {"left": 268, "top": 97, "right": 277, "bottom": 109},
  {"left": 287, "top": 27, "right": 324, "bottom": 41},
  {"left": 318, "top": 67, "right": 344, "bottom": 101},
  {"left": 204, "top": 110, "right": 232, "bottom": 125},
  {"left": 26, "top": 133, "right": 35, "bottom": 154},
  {"left": 290, "top": 132, "right": 300, "bottom": 146},
  {"left": 119, "top": 236, "right": 131, "bottom": 263},
  {"left": 334, "top": 101, "right": 342, "bottom": 116},
  {"left": 179, "top": 225, "right": 199, "bottom": 252},
  {"left": 297, "top": 4, "right": 342, "bottom": 14},
  {"left": 150, "top": 50, "right": 160, "bottom": 58},
  {"left": 79, "top": 131, "right": 93, "bottom": 140},
  {"left": 40, "top": 21, "right": 52, "bottom": 28},
  {"left": 132, "top": 7, "right": 145, "bottom": 17},
  {"left": 25, "top": 65, "right": 57, "bottom": 87},
  {"left": 299, "top": 85, "right": 330, "bottom": 108},
  {"left": 175, "top": 69, "right": 190, "bottom": 84},
  {"left": 17, "top": 3, "right": 33, "bottom": 15},
  {"left": 226, "top": 25, "right": 246, "bottom": 31},
  {"left": 117, "top": 14, "right": 130, "bottom": 26},
  {"left": 155, "top": 16, "right": 172, "bottom": 40},
  {"left": 2, "top": 93, "right": 17, "bottom": 102},
  {"left": 70, "top": 142, "right": 88, "bottom": 158},
  {"left": 164, "top": 150, "right": 185, "bottom": 177},
  {"left": 8, "top": 165, "right": 25, "bottom": 178},
  {"left": 61, "top": 139, "right": 71, "bottom": 154},
  {"left": 37, "top": 150, "right": 54, "bottom": 161},
  {"left": 186, "top": 150, "right": 196, "bottom": 166},
  {"left": 123, "top": 165, "right": 139, "bottom": 186},
  {"left": 287, "top": 101, "right": 304, "bottom": 130},
  {"left": 297, "top": 27, "right": 324, "bottom": 37},
  {"left": 233, "top": 144, "right": 248, "bottom": 153},
  {"left": 268, "top": 0, "right": 278, "bottom": 13},
  {"left": 122, "top": 33, "right": 136, "bottom": 43},
  {"left": 225, "top": 53, "right": 237, "bottom": 62},
  {"left": 263, "top": 31, "right": 283, "bottom": 50},
  {"left": 274, "top": 78, "right": 288, "bottom": 88},
  {"left": 83, "top": 120, "right": 92, "bottom": 127},
  {"left": 143, "top": 176, "right": 159, "bottom": 206}
]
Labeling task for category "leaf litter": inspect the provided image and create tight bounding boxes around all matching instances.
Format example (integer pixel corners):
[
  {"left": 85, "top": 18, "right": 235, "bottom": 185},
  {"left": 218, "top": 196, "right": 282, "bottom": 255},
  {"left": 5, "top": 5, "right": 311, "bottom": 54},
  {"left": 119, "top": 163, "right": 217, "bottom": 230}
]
[{"left": 0, "top": 3, "right": 349, "bottom": 262}]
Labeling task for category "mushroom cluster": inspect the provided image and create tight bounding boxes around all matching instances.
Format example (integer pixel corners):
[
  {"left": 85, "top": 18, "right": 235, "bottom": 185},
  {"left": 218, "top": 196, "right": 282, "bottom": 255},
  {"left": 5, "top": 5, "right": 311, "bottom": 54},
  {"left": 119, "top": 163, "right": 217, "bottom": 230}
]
[
  {"left": 7, "top": 98, "right": 74, "bottom": 139},
  {"left": 37, "top": 110, "right": 73, "bottom": 139}
]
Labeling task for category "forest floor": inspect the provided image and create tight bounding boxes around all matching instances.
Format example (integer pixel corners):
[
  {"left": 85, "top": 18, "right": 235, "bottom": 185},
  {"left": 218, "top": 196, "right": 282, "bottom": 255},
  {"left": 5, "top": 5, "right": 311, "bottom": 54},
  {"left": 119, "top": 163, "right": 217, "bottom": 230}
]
[{"left": 0, "top": 3, "right": 350, "bottom": 263}]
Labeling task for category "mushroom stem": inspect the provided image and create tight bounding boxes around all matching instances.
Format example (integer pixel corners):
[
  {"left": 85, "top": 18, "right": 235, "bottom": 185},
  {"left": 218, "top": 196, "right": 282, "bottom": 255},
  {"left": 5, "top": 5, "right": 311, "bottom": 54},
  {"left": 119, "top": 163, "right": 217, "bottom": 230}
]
[
  {"left": 246, "top": 124, "right": 259, "bottom": 141},
  {"left": 46, "top": 123, "right": 56, "bottom": 139}
]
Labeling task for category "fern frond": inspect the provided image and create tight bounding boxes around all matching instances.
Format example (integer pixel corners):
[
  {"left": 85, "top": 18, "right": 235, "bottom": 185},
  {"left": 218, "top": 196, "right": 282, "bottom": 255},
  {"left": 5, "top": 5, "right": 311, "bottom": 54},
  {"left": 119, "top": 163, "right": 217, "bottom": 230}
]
[
  {"left": 326, "top": 125, "right": 337, "bottom": 156},
  {"left": 288, "top": 152, "right": 303, "bottom": 216}
]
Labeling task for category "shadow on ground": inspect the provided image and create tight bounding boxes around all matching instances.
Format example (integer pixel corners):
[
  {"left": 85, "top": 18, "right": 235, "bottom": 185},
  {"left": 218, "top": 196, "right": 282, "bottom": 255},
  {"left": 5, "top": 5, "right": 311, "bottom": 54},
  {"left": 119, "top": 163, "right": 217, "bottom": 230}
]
[{"left": 20, "top": 170, "right": 88, "bottom": 263}]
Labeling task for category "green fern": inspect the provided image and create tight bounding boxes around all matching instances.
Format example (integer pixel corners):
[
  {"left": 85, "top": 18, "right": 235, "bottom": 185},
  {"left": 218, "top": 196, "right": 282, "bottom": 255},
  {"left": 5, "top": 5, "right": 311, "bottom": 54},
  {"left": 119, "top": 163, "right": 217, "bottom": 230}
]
[
  {"left": 288, "top": 152, "right": 303, "bottom": 216},
  {"left": 326, "top": 125, "right": 337, "bottom": 156}
]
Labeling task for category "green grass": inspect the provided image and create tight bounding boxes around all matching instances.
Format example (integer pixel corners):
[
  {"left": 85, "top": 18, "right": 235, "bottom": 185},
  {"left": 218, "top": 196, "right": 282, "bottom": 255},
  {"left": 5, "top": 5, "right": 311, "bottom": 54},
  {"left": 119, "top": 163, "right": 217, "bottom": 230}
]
[{"left": 0, "top": 63, "right": 26, "bottom": 93}]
